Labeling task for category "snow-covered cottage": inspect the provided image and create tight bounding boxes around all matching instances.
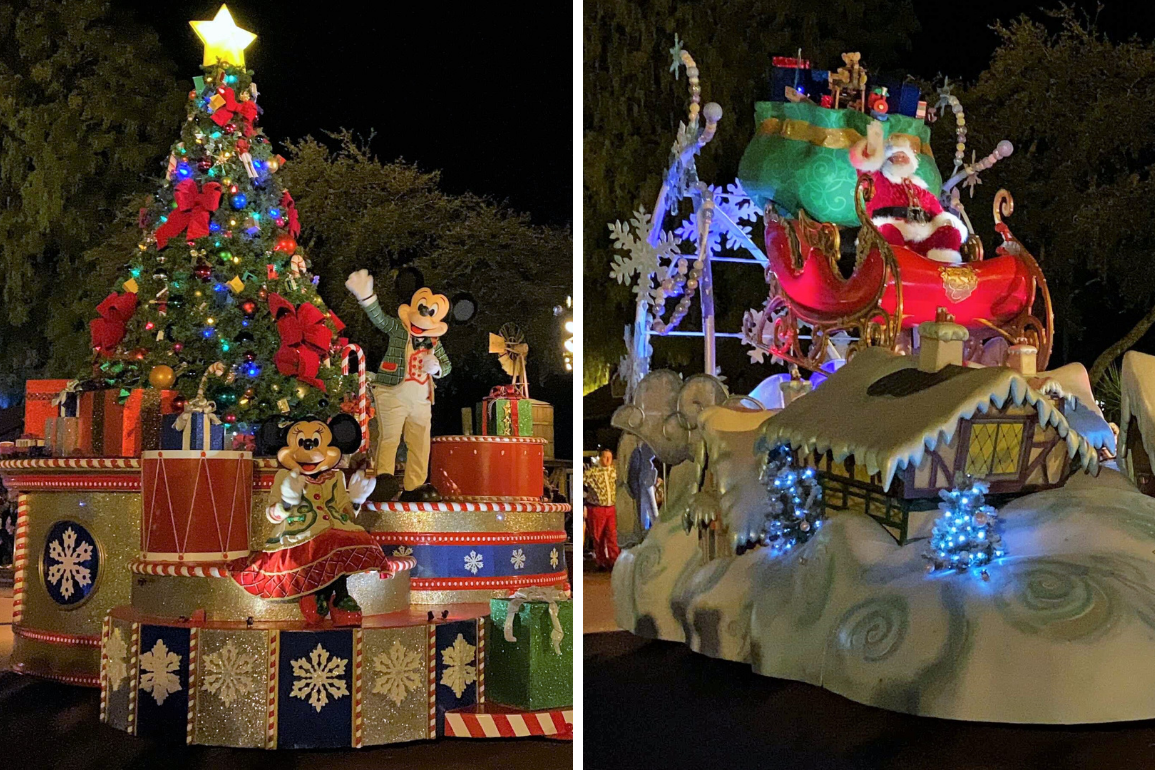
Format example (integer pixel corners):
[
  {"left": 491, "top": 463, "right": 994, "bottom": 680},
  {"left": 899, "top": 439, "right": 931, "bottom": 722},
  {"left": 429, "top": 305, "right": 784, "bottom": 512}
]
[{"left": 762, "top": 314, "right": 1110, "bottom": 543}]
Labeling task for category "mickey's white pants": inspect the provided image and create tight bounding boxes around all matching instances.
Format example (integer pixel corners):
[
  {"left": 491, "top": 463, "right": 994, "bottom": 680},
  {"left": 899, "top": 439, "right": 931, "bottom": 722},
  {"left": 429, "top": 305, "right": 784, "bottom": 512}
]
[{"left": 372, "top": 380, "right": 431, "bottom": 491}]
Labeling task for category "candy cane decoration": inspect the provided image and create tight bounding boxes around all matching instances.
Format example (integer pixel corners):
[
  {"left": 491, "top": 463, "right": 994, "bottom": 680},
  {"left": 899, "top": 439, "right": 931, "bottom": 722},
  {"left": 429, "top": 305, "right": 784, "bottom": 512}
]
[{"left": 342, "top": 344, "right": 370, "bottom": 454}]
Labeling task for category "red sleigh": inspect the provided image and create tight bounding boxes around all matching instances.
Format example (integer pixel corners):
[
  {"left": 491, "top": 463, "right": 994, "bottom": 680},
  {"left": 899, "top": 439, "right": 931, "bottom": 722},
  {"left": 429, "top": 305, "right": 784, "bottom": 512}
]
[{"left": 745, "top": 177, "right": 1053, "bottom": 371}]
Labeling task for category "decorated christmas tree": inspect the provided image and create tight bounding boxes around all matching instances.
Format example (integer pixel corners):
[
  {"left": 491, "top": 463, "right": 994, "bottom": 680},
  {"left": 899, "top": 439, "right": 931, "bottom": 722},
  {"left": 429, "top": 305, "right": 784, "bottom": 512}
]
[
  {"left": 753, "top": 443, "right": 824, "bottom": 554},
  {"left": 925, "top": 478, "right": 1006, "bottom": 574},
  {"left": 86, "top": 5, "right": 349, "bottom": 426}
]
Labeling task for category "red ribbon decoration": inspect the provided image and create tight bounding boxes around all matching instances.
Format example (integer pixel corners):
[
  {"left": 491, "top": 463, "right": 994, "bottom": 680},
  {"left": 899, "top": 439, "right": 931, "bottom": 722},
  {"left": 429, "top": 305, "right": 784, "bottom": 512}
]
[
  {"left": 267, "top": 293, "right": 333, "bottom": 391},
  {"left": 488, "top": 384, "right": 524, "bottom": 400},
  {"left": 280, "top": 190, "right": 300, "bottom": 238},
  {"left": 154, "top": 180, "right": 223, "bottom": 248},
  {"left": 90, "top": 292, "right": 138, "bottom": 357},
  {"left": 210, "top": 87, "right": 258, "bottom": 136},
  {"left": 329, "top": 309, "right": 349, "bottom": 349}
]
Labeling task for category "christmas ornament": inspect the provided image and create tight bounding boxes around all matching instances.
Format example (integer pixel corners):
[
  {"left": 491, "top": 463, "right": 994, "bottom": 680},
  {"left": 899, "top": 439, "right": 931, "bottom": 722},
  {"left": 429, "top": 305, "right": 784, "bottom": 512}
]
[
  {"left": 194, "top": 261, "right": 213, "bottom": 281},
  {"left": 172, "top": 394, "right": 188, "bottom": 413},
  {"left": 149, "top": 365, "right": 176, "bottom": 389},
  {"left": 239, "top": 299, "right": 257, "bottom": 317},
  {"left": 273, "top": 234, "right": 297, "bottom": 254},
  {"left": 231, "top": 193, "right": 247, "bottom": 209}
]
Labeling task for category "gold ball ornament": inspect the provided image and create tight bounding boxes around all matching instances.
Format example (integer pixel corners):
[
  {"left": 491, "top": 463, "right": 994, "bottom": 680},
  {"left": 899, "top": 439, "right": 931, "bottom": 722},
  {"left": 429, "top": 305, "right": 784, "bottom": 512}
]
[{"left": 149, "top": 364, "right": 176, "bottom": 388}]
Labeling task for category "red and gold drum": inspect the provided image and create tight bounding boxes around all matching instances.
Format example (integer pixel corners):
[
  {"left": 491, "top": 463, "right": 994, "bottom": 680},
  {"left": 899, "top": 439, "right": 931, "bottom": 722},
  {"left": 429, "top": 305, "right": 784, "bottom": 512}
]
[
  {"left": 430, "top": 435, "right": 545, "bottom": 501},
  {"left": 140, "top": 450, "right": 253, "bottom": 563}
]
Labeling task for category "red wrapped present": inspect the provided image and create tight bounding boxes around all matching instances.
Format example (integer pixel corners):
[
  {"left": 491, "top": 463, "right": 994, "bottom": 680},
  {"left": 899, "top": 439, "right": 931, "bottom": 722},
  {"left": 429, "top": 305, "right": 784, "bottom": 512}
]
[
  {"left": 121, "top": 388, "right": 180, "bottom": 457},
  {"left": 23, "top": 379, "right": 72, "bottom": 439}
]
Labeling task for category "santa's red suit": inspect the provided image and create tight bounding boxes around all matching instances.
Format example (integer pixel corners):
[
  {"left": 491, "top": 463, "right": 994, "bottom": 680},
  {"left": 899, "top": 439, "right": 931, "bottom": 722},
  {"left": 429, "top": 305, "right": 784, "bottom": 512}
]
[{"left": 849, "top": 133, "right": 967, "bottom": 264}]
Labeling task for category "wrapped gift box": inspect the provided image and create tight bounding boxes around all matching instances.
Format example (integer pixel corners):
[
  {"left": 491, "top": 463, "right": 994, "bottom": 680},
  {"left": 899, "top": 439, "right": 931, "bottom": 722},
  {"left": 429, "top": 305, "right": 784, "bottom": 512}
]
[
  {"left": 161, "top": 411, "right": 225, "bottom": 451},
  {"left": 123, "top": 388, "right": 180, "bottom": 456},
  {"left": 23, "top": 379, "right": 72, "bottom": 438},
  {"left": 76, "top": 388, "right": 124, "bottom": 456},
  {"left": 478, "top": 388, "right": 534, "bottom": 437},
  {"left": 486, "top": 592, "right": 572, "bottom": 710},
  {"left": 44, "top": 416, "right": 81, "bottom": 456}
]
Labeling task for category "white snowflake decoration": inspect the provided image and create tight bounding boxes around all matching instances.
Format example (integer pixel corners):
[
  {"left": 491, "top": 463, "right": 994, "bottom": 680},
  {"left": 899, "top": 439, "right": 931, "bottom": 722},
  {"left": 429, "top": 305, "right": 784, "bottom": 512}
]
[
  {"left": 618, "top": 324, "right": 651, "bottom": 402},
  {"left": 673, "top": 183, "right": 758, "bottom": 254},
  {"left": 393, "top": 545, "right": 414, "bottom": 558},
  {"left": 371, "top": 641, "right": 423, "bottom": 705},
  {"left": 139, "top": 638, "right": 182, "bottom": 705},
  {"left": 201, "top": 640, "right": 259, "bottom": 706},
  {"left": 440, "top": 634, "right": 477, "bottom": 699},
  {"left": 510, "top": 549, "right": 526, "bottom": 570},
  {"left": 464, "top": 551, "right": 484, "bottom": 575},
  {"left": 46, "top": 526, "right": 93, "bottom": 600},
  {"left": 290, "top": 644, "right": 349, "bottom": 713},
  {"left": 550, "top": 548, "right": 559, "bottom": 568},
  {"left": 105, "top": 627, "right": 128, "bottom": 692},
  {"left": 608, "top": 207, "right": 682, "bottom": 307}
]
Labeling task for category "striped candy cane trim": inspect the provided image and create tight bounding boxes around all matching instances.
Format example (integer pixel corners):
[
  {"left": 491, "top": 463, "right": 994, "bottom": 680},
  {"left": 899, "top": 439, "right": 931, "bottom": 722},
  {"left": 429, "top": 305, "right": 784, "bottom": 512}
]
[
  {"left": 365, "top": 501, "right": 570, "bottom": 513},
  {"left": 129, "top": 560, "right": 233, "bottom": 578},
  {"left": 99, "top": 615, "right": 112, "bottom": 723},
  {"left": 266, "top": 630, "right": 279, "bottom": 749},
  {"left": 427, "top": 624, "right": 437, "bottom": 739},
  {"left": 341, "top": 344, "right": 370, "bottom": 455},
  {"left": 187, "top": 627, "right": 200, "bottom": 745},
  {"left": 352, "top": 629, "right": 364, "bottom": 748},
  {"left": 383, "top": 555, "right": 418, "bottom": 572},
  {"left": 443, "top": 708, "right": 574, "bottom": 739},
  {"left": 12, "top": 627, "right": 102, "bottom": 647},
  {"left": 2, "top": 474, "right": 141, "bottom": 491},
  {"left": 9, "top": 664, "right": 101, "bottom": 688},
  {"left": 431, "top": 435, "right": 548, "bottom": 445},
  {"left": 11, "top": 495, "right": 29, "bottom": 624},
  {"left": 373, "top": 530, "right": 566, "bottom": 546},
  {"left": 127, "top": 622, "right": 141, "bottom": 736},
  {"left": 0, "top": 457, "right": 142, "bottom": 470},
  {"left": 477, "top": 619, "right": 485, "bottom": 704}
]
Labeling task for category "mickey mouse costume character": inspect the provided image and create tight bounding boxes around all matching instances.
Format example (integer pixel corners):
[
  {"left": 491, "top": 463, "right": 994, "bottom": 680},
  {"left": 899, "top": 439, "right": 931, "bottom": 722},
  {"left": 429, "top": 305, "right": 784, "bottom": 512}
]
[
  {"left": 232, "top": 414, "right": 390, "bottom": 626},
  {"left": 346, "top": 269, "right": 451, "bottom": 502},
  {"left": 849, "top": 121, "right": 968, "bottom": 264}
]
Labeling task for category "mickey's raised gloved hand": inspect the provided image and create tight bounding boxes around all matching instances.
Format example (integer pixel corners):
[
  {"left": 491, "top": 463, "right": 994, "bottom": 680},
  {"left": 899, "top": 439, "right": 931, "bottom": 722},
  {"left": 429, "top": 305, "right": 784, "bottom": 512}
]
[{"left": 345, "top": 269, "right": 375, "bottom": 306}]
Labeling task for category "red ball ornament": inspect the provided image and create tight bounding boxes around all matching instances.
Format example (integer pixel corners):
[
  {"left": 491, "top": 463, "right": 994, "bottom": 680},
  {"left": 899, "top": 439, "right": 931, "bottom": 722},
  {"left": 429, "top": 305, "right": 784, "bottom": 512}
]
[
  {"left": 197, "top": 157, "right": 212, "bottom": 171},
  {"left": 224, "top": 123, "right": 237, "bottom": 135},
  {"left": 193, "top": 261, "right": 213, "bottom": 281},
  {"left": 224, "top": 412, "right": 237, "bottom": 424},
  {"left": 240, "top": 299, "right": 257, "bottom": 317},
  {"left": 172, "top": 395, "right": 187, "bottom": 412},
  {"left": 131, "top": 348, "right": 147, "bottom": 361},
  {"left": 243, "top": 351, "right": 257, "bottom": 363},
  {"left": 257, "top": 287, "right": 268, "bottom": 301},
  {"left": 273, "top": 234, "right": 297, "bottom": 254},
  {"left": 172, "top": 342, "right": 184, "bottom": 353}
]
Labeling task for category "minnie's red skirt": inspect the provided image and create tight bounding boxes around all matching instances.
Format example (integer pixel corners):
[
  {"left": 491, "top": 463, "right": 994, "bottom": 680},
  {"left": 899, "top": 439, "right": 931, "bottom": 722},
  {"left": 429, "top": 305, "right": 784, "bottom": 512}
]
[{"left": 232, "top": 528, "right": 392, "bottom": 600}]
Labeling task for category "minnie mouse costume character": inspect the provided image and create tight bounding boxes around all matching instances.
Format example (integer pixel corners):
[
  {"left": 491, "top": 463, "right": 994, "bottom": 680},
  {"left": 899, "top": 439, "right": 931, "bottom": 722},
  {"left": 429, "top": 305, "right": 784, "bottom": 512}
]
[
  {"left": 849, "top": 121, "right": 968, "bottom": 264},
  {"left": 232, "top": 413, "right": 391, "bottom": 626}
]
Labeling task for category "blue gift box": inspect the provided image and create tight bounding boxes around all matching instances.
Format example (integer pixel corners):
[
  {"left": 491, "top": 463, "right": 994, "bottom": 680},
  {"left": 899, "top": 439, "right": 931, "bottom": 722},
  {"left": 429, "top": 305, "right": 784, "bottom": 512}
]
[{"left": 161, "top": 412, "right": 225, "bottom": 451}]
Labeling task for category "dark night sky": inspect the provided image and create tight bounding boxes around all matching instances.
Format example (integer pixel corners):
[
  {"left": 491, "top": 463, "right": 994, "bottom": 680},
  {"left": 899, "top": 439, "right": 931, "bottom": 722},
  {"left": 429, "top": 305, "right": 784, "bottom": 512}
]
[{"left": 115, "top": 1, "right": 572, "bottom": 227}]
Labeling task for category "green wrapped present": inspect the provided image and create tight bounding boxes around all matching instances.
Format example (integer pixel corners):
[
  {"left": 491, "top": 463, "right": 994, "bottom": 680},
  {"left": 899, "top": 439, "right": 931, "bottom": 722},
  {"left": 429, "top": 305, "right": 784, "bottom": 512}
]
[
  {"left": 478, "top": 385, "right": 534, "bottom": 437},
  {"left": 487, "top": 588, "right": 572, "bottom": 710},
  {"left": 737, "top": 100, "right": 941, "bottom": 226}
]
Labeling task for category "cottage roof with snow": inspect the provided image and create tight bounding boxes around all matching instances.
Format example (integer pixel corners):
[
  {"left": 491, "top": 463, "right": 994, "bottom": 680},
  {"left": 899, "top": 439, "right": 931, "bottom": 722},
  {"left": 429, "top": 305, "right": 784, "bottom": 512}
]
[{"left": 762, "top": 347, "right": 1105, "bottom": 491}]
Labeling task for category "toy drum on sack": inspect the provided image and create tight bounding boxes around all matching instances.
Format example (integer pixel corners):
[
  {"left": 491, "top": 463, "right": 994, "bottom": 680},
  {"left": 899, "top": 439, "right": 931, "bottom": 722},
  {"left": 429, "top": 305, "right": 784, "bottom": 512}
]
[
  {"left": 140, "top": 450, "right": 253, "bottom": 563},
  {"left": 430, "top": 435, "right": 546, "bottom": 501}
]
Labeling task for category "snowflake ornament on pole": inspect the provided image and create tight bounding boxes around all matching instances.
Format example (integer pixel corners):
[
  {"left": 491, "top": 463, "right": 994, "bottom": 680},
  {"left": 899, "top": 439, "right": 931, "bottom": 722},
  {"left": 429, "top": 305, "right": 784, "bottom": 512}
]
[
  {"left": 925, "top": 477, "right": 1006, "bottom": 577},
  {"left": 747, "top": 443, "right": 824, "bottom": 555}
]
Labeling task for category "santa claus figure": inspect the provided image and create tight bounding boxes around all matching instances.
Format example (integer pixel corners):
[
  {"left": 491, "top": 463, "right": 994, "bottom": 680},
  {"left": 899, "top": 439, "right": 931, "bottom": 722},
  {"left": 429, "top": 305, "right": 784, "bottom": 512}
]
[{"left": 849, "top": 121, "right": 967, "bottom": 264}]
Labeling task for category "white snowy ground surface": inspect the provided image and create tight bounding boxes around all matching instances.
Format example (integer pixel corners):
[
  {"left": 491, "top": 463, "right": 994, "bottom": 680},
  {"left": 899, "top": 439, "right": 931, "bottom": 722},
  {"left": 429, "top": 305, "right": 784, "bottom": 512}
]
[{"left": 612, "top": 466, "right": 1155, "bottom": 723}]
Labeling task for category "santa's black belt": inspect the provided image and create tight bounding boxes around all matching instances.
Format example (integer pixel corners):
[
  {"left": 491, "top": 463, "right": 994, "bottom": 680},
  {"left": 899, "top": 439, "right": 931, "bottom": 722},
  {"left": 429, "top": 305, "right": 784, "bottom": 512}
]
[{"left": 872, "top": 206, "right": 932, "bottom": 223}]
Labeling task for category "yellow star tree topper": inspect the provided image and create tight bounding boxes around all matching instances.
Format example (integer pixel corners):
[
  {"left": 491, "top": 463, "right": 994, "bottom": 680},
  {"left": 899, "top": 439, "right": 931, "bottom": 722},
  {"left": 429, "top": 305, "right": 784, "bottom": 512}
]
[{"left": 190, "top": 5, "right": 256, "bottom": 67}]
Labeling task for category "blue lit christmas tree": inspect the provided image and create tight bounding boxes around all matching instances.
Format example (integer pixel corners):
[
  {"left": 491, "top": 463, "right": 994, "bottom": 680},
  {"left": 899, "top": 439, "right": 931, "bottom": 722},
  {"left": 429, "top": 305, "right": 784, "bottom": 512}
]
[
  {"left": 754, "top": 443, "right": 824, "bottom": 554},
  {"left": 925, "top": 477, "right": 1006, "bottom": 574}
]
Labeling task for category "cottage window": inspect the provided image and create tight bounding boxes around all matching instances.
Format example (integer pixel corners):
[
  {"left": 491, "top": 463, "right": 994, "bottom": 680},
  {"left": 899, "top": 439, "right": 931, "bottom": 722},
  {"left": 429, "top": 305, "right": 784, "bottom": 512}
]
[{"left": 965, "top": 421, "right": 1025, "bottom": 478}]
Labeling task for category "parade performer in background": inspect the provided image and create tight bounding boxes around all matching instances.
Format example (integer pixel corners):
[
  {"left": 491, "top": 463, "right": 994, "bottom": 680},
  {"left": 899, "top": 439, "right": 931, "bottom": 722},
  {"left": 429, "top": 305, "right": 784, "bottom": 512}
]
[
  {"left": 345, "top": 269, "right": 452, "bottom": 502},
  {"left": 584, "top": 448, "right": 620, "bottom": 569},
  {"left": 233, "top": 414, "right": 390, "bottom": 626},
  {"left": 849, "top": 120, "right": 967, "bottom": 264}
]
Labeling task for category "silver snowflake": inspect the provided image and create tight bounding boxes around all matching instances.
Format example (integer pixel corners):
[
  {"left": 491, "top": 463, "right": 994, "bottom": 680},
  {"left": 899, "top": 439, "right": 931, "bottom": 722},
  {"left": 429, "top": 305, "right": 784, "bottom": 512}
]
[
  {"left": 608, "top": 207, "right": 683, "bottom": 307},
  {"left": 510, "top": 549, "right": 527, "bottom": 570},
  {"left": 371, "top": 641, "right": 423, "bottom": 705},
  {"left": 46, "top": 527, "right": 93, "bottom": 600},
  {"left": 669, "top": 34, "right": 684, "bottom": 78},
  {"left": 105, "top": 627, "right": 128, "bottom": 692},
  {"left": 201, "top": 640, "right": 259, "bottom": 706},
  {"left": 673, "top": 183, "right": 758, "bottom": 253},
  {"left": 439, "top": 634, "right": 477, "bottom": 699},
  {"left": 139, "top": 638, "right": 182, "bottom": 705},
  {"left": 618, "top": 324, "right": 652, "bottom": 403},
  {"left": 550, "top": 549, "right": 559, "bottom": 568},
  {"left": 290, "top": 644, "right": 349, "bottom": 713},
  {"left": 464, "top": 550, "right": 484, "bottom": 575},
  {"left": 393, "top": 545, "right": 414, "bottom": 558}
]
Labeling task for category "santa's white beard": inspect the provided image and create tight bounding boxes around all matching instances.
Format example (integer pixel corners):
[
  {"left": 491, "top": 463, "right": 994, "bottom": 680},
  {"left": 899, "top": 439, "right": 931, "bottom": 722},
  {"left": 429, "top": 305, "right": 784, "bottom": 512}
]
[{"left": 882, "top": 159, "right": 919, "bottom": 184}]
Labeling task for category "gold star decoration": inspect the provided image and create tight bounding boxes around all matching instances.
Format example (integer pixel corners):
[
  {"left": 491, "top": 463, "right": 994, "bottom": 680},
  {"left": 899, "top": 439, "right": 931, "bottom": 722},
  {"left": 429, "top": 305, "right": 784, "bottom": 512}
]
[{"left": 190, "top": 5, "right": 256, "bottom": 67}]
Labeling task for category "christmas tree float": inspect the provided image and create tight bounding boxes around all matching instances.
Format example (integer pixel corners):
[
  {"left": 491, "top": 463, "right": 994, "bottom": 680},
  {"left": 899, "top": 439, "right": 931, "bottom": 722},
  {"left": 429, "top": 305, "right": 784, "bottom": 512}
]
[
  {"left": 88, "top": 4, "right": 349, "bottom": 427},
  {"left": 925, "top": 477, "right": 1006, "bottom": 576}
]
